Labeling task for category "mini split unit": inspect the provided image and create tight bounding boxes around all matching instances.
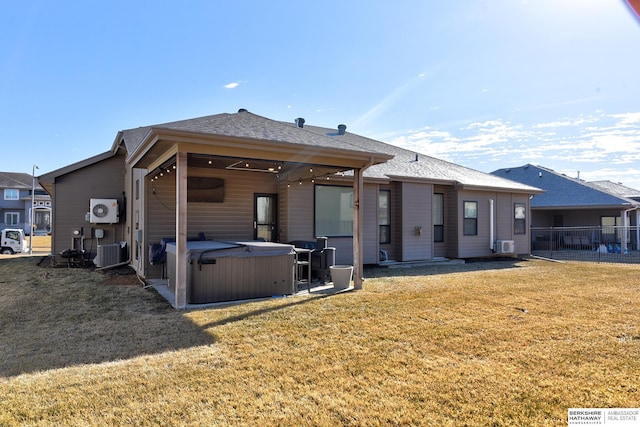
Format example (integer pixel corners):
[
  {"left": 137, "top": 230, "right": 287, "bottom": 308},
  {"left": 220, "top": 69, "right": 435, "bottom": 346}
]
[
  {"left": 89, "top": 199, "right": 119, "bottom": 224},
  {"left": 495, "top": 240, "right": 515, "bottom": 254}
]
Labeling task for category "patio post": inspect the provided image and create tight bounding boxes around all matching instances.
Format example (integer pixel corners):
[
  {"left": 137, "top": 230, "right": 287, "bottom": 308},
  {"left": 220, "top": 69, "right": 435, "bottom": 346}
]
[
  {"left": 175, "top": 151, "right": 188, "bottom": 308},
  {"left": 352, "top": 166, "right": 365, "bottom": 290}
]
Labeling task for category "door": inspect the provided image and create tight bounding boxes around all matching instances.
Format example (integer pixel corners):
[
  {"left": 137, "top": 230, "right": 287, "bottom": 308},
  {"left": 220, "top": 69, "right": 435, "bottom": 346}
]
[{"left": 254, "top": 194, "right": 278, "bottom": 242}]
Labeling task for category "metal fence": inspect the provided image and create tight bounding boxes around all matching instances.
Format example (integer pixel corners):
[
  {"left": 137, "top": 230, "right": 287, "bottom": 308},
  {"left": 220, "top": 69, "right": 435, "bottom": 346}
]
[{"left": 531, "top": 226, "right": 640, "bottom": 264}]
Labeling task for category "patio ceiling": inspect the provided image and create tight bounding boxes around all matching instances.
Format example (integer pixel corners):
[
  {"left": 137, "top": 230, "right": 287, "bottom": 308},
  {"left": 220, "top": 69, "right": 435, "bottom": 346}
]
[{"left": 147, "top": 153, "right": 354, "bottom": 187}]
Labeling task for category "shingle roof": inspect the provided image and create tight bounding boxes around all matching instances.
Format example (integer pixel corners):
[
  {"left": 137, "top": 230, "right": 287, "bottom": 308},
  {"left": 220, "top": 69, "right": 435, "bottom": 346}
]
[
  {"left": 586, "top": 180, "right": 640, "bottom": 200},
  {"left": 120, "top": 111, "right": 388, "bottom": 157},
  {"left": 0, "top": 172, "right": 39, "bottom": 189},
  {"left": 492, "top": 164, "right": 639, "bottom": 208},
  {"left": 119, "top": 110, "right": 541, "bottom": 193},
  {"left": 301, "top": 124, "right": 542, "bottom": 192}
]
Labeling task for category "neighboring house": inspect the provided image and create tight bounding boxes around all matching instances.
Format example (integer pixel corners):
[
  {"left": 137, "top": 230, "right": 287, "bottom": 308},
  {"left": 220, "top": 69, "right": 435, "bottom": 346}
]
[
  {"left": 39, "top": 110, "right": 542, "bottom": 307},
  {"left": 586, "top": 180, "right": 640, "bottom": 203},
  {"left": 0, "top": 172, "right": 52, "bottom": 235},
  {"left": 492, "top": 164, "right": 640, "bottom": 228},
  {"left": 492, "top": 164, "right": 640, "bottom": 252}
]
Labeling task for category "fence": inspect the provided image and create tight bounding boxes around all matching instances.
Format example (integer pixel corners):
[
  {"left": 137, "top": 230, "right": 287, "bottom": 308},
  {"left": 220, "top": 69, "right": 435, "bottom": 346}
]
[{"left": 531, "top": 226, "right": 640, "bottom": 264}]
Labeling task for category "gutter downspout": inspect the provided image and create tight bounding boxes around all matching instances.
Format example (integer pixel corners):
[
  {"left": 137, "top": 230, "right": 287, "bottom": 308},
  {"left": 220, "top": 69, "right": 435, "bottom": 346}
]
[{"left": 489, "top": 199, "right": 495, "bottom": 252}]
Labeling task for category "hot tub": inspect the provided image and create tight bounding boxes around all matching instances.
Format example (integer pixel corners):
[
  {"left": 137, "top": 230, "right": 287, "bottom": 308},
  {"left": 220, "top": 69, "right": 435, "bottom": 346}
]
[{"left": 165, "top": 240, "right": 295, "bottom": 304}]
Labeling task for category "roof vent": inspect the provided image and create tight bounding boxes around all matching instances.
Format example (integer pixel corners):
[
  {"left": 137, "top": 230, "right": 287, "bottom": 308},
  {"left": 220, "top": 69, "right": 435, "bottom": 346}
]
[
  {"left": 338, "top": 124, "right": 347, "bottom": 135},
  {"left": 238, "top": 108, "right": 248, "bottom": 113},
  {"left": 295, "top": 118, "right": 305, "bottom": 128}
]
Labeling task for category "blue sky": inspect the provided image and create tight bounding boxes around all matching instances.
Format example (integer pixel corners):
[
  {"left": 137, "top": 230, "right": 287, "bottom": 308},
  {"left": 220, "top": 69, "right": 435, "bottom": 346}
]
[{"left": 2, "top": 1, "right": 639, "bottom": 187}]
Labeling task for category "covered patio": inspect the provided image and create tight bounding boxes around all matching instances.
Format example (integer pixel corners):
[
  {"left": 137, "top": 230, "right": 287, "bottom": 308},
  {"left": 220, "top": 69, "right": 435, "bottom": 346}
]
[{"left": 123, "top": 112, "right": 392, "bottom": 308}]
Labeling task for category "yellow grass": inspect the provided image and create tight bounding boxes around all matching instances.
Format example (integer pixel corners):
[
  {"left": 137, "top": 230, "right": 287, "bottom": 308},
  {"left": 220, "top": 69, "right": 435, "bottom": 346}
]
[
  {"left": 30, "top": 235, "right": 51, "bottom": 252},
  {"left": 0, "top": 257, "right": 639, "bottom": 426}
]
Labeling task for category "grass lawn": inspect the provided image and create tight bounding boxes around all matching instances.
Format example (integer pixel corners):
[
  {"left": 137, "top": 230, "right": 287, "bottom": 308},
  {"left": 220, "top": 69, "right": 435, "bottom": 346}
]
[{"left": 0, "top": 257, "right": 638, "bottom": 426}]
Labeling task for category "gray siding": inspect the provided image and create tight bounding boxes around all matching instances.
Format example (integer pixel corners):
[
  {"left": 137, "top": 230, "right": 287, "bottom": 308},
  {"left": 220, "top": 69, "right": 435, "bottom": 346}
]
[
  {"left": 495, "top": 193, "right": 531, "bottom": 255},
  {"left": 282, "top": 181, "right": 314, "bottom": 242},
  {"left": 143, "top": 168, "right": 279, "bottom": 277},
  {"left": 363, "top": 184, "right": 379, "bottom": 264},
  {"left": 444, "top": 189, "right": 458, "bottom": 259},
  {"left": 495, "top": 193, "right": 512, "bottom": 241},
  {"left": 278, "top": 181, "right": 290, "bottom": 243},
  {"left": 433, "top": 185, "right": 449, "bottom": 258},
  {"left": 138, "top": 163, "right": 538, "bottom": 275},
  {"left": 282, "top": 182, "right": 379, "bottom": 265},
  {"left": 130, "top": 168, "right": 146, "bottom": 272},
  {"left": 456, "top": 190, "right": 495, "bottom": 258},
  {"left": 399, "top": 182, "right": 432, "bottom": 261},
  {"left": 455, "top": 190, "right": 533, "bottom": 258},
  {"left": 50, "top": 154, "right": 126, "bottom": 259}
]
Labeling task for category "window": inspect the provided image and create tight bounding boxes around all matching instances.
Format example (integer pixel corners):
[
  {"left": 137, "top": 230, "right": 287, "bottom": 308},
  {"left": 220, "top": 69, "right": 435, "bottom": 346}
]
[
  {"left": 135, "top": 179, "right": 140, "bottom": 200},
  {"left": 379, "top": 190, "right": 390, "bottom": 244},
  {"left": 601, "top": 216, "right": 621, "bottom": 227},
  {"left": 433, "top": 193, "right": 444, "bottom": 242},
  {"left": 514, "top": 203, "right": 526, "bottom": 234},
  {"left": 4, "top": 189, "right": 19, "bottom": 200},
  {"left": 601, "top": 216, "right": 622, "bottom": 243},
  {"left": 463, "top": 201, "right": 478, "bottom": 236},
  {"left": 5, "top": 212, "right": 19, "bottom": 225},
  {"left": 315, "top": 185, "right": 353, "bottom": 236}
]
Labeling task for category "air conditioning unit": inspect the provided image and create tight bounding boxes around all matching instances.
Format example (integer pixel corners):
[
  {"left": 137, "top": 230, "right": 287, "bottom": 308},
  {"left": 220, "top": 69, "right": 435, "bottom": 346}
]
[
  {"left": 95, "top": 243, "right": 121, "bottom": 267},
  {"left": 495, "top": 240, "right": 515, "bottom": 254},
  {"left": 90, "top": 199, "right": 119, "bottom": 224}
]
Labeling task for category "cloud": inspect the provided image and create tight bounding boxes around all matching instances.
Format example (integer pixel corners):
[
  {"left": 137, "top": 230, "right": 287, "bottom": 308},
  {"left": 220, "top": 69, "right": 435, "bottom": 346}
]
[
  {"left": 388, "top": 111, "right": 640, "bottom": 187},
  {"left": 224, "top": 82, "right": 240, "bottom": 89}
]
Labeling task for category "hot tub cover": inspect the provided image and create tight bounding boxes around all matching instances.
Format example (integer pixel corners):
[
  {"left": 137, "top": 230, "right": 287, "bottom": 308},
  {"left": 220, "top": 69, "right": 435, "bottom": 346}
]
[{"left": 165, "top": 240, "right": 295, "bottom": 259}]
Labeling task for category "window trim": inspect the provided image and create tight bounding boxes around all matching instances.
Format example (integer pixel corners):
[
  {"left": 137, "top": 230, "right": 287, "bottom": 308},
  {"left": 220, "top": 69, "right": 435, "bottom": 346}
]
[
  {"left": 4, "top": 212, "right": 20, "bottom": 225},
  {"left": 4, "top": 189, "right": 19, "bottom": 200},
  {"left": 514, "top": 202, "right": 526, "bottom": 235},
  {"left": 379, "top": 189, "right": 391, "bottom": 244},
  {"left": 463, "top": 200, "right": 478, "bottom": 236},
  {"left": 433, "top": 193, "right": 444, "bottom": 243}
]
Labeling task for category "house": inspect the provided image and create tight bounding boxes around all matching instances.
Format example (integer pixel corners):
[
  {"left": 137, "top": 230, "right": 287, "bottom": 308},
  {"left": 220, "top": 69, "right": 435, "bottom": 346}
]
[
  {"left": 0, "top": 171, "right": 51, "bottom": 235},
  {"left": 491, "top": 164, "right": 640, "bottom": 228},
  {"left": 39, "top": 110, "right": 542, "bottom": 307},
  {"left": 492, "top": 164, "right": 640, "bottom": 252}
]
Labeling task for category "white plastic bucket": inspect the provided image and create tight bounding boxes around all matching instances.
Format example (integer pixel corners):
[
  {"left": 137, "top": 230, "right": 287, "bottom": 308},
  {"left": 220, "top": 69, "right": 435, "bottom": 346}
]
[{"left": 330, "top": 265, "right": 353, "bottom": 290}]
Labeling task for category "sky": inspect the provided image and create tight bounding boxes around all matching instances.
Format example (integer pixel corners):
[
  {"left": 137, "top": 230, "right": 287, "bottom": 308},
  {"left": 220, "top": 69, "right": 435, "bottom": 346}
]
[{"left": 2, "top": 1, "right": 639, "bottom": 188}]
